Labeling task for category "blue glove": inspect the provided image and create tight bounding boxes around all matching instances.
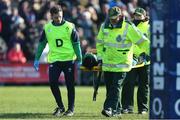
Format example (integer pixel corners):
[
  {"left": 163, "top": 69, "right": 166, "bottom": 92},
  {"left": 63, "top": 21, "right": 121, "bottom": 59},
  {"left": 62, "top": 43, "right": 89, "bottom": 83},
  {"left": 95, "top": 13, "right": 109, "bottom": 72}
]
[
  {"left": 77, "top": 57, "right": 82, "bottom": 65},
  {"left": 77, "top": 60, "right": 82, "bottom": 66},
  {"left": 34, "top": 60, "right": 39, "bottom": 71}
]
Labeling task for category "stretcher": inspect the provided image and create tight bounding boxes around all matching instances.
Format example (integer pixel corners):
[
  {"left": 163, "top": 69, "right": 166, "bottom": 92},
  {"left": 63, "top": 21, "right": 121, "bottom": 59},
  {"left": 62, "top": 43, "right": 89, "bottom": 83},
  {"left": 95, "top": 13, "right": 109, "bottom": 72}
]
[
  {"left": 80, "top": 49, "right": 146, "bottom": 101},
  {"left": 80, "top": 62, "right": 145, "bottom": 71},
  {"left": 80, "top": 62, "right": 145, "bottom": 101}
]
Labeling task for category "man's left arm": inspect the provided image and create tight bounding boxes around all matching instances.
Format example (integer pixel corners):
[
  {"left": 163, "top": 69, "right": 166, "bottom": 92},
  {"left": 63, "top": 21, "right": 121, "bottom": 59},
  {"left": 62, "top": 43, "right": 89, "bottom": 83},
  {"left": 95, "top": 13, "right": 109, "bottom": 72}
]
[{"left": 71, "top": 28, "right": 82, "bottom": 64}]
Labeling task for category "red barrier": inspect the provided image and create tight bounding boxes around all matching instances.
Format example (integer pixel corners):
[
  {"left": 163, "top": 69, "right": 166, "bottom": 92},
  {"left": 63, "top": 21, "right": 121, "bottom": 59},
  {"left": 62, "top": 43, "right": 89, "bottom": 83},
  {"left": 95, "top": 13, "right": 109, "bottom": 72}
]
[{"left": 0, "top": 63, "right": 65, "bottom": 84}]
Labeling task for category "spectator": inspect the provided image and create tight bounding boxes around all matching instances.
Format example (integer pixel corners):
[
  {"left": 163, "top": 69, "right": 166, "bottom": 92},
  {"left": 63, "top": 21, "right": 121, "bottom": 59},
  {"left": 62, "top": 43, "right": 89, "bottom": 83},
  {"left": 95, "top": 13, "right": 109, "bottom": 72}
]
[
  {"left": 11, "top": 7, "right": 25, "bottom": 30},
  {"left": 109, "top": 0, "right": 126, "bottom": 8},
  {"left": 127, "top": 0, "right": 138, "bottom": 17},
  {"left": 0, "top": 37, "right": 7, "bottom": 61},
  {"left": 87, "top": 6, "right": 98, "bottom": 23},
  {"left": 7, "top": 43, "right": 26, "bottom": 63},
  {"left": 0, "top": 18, "right": 2, "bottom": 33},
  {"left": 79, "top": 11, "right": 95, "bottom": 46},
  {"left": 18, "top": 1, "right": 36, "bottom": 27},
  {"left": 60, "top": 1, "right": 72, "bottom": 22},
  {"left": 98, "top": 3, "right": 109, "bottom": 25},
  {"left": 8, "top": 29, "right": 25, "bottom": 50},
  {"left": 0, "top": 0, "right": 13, "bottom": 44}
]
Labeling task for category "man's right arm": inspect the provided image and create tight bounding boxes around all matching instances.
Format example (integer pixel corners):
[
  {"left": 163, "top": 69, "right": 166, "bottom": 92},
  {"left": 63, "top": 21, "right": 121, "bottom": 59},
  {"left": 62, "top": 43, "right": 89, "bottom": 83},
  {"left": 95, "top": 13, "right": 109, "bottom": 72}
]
[{"left": 34, "top": 30, "right": 47, "bottom": 61}]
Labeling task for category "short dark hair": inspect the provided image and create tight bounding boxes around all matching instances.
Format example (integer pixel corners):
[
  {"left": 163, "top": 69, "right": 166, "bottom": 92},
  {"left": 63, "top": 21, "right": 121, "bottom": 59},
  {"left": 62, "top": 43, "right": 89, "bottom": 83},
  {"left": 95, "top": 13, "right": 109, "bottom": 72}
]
[{"left": 50, "top": 5, "right": 62, "bottom": 15}]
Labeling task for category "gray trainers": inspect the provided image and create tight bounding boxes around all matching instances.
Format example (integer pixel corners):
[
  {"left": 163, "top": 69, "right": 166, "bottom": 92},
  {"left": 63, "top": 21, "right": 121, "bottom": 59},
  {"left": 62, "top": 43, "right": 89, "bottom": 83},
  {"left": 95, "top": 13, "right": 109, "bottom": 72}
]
[
  {"left": 138, "top": 110, "right": 147, "bottom": 114},
  {"left": 122, "top": 109, "right": 134, "bottom": 114},
  {"left": 63, "top": 110, "right": 74, "bottom": 116},
  {"left": 113, "top": 110, "right": 121, "bottom": 117},
  {"left": 101, "top": 109, "right": 112, "bottom": 117},
  {"left": 53, "top": 107, "right": 65, "bottom": 116},
  {"left": 122, "top": 109, "right": 128, "bottom": 114}
]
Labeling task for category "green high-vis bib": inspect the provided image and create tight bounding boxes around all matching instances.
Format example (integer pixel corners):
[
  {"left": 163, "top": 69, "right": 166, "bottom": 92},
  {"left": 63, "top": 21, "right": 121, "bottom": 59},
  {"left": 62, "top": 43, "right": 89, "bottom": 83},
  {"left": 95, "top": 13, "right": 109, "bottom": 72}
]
[{"left": 44, "top": 21, "right": 76, "bottom": 63}]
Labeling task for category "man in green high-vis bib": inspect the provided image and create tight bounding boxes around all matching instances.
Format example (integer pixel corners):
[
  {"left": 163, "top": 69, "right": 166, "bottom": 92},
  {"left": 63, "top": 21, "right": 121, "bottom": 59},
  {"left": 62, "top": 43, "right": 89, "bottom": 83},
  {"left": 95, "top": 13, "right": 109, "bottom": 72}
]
[{"left": 33, "top": 5, "right": 82, "bottom": 117}]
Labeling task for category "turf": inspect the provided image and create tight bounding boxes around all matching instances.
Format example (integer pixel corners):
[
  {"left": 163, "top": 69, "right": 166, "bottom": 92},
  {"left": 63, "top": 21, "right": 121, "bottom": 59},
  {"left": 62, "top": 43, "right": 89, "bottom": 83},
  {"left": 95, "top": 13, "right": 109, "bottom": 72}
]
[{"left": 0, "top": 86, "right": 148, "bottom": 120}]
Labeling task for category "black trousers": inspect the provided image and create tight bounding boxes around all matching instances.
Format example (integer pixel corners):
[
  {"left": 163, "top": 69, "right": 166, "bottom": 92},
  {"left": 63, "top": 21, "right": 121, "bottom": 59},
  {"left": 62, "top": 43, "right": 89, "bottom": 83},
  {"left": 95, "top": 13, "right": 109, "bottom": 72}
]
[
  {"left": 103, "top": 71, "right": 126, "bottom": 112},
  {"left": 121, "top": 65, "right": 149, "bottom": 112},
  {"left": 49, "top": 61, "right": 75, "bottom": 111}
]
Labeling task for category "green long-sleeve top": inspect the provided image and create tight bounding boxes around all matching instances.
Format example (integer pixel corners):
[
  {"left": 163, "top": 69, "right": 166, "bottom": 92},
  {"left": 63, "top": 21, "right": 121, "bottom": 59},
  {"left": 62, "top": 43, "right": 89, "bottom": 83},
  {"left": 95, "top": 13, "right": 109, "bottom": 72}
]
[{"left": 35, "top": 20, "right": 82, "bottom": 62}]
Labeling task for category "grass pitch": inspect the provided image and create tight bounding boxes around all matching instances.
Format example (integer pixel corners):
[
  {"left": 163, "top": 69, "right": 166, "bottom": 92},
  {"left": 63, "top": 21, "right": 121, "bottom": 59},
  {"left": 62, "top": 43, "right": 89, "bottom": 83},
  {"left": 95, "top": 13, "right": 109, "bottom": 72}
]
[{"left": 0, "top": 86, "right": 148, "bottom": 120}]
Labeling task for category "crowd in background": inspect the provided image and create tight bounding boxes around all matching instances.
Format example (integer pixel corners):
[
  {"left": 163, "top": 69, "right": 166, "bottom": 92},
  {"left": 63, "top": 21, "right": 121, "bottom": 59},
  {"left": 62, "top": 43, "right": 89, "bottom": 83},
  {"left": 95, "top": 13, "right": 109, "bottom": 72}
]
[{"left": 0, "top": 0, "right": 149, "bottom": 63}]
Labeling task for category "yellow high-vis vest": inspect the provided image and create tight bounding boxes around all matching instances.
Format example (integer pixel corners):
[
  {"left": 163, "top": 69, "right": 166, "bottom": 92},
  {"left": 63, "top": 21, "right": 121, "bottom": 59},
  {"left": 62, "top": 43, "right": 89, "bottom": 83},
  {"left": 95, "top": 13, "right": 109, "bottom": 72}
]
[{"left": 96, "top": 20, "right": 150, "bottom": 72}]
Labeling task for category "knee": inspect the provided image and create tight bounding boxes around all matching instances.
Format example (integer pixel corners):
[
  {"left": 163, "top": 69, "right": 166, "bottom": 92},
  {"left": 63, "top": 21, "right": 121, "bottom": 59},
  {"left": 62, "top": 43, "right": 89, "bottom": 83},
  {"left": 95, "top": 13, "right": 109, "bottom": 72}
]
[{"left": 49, "top": 79, "right": 58, "bottom": 86}]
